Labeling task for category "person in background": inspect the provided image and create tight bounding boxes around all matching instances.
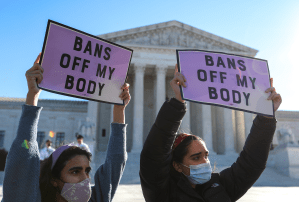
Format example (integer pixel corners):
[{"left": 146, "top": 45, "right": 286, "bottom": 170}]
[
  {"left": 40, "top": 140, "right": 55, "bottom": 160},
  {"left": 76, "top": 134, "right": 90, "bottom": 153},
  {"left": 0, "top": 149, "right": 8, "bottom": 171}
]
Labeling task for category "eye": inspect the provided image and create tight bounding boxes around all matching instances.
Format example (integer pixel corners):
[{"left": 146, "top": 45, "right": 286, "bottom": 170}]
[
  {"left": 72, "top": 170, "right": 79, "bottom": 174},
  {"left": 85, "top": 169, "right": 91, "bottom": 174}
]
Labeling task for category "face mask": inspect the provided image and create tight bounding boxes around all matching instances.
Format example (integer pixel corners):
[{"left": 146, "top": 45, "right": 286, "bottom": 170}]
[
  {"left": 60, "top": 178, "right": 91, "bottom": 202},
  {"left": 181, "top": 161, "right": 212, "bottom": 185}
]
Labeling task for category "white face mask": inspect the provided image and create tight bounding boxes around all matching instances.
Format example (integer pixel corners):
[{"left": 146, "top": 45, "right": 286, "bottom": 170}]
[
  {"left": 60, "top": 178, "right": 91, "bottom": 202},
  {"left": 181, "top": 161, "right": 212, "bottom": 185}
]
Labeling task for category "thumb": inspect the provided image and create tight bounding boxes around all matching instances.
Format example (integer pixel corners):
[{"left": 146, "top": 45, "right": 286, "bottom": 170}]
[{"left": 175, "top": 64, "right": 178, "bottom": 75}]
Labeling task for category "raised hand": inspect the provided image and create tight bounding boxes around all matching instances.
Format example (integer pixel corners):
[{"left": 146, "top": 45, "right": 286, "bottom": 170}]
[
  {"left": 118, "top": 83, "right": 131, "bottom": 108},
  {"left": 25, "top": 54, "right": 44, "bottom": 106},
  {"left": 170, "top": 64, "right": 186, "bottom": 103},
  {"left": 25, "top": 54, "right": 44, "bottom": 95},
  {"left": 113, "top": 83, "right": 131, "bottom": 123},
  {"left": 265, "top": 78, "right": 282, "bottom": 112}
]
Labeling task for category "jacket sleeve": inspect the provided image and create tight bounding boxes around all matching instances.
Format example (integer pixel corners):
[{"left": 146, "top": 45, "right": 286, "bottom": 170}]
[
  {"left": 140, "top": 98, "right": 186, "bottom": 201},
  {"left": 2, "top": 105, "right": 42, "bottom": 202},
  {"left": 90, "top": 123, "right": 127, "bottom": 202},
  {"left": 219, "top": 115, "right": 276, "bottom": 201}
]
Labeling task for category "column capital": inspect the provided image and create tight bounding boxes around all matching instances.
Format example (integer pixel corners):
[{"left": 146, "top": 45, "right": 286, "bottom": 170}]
[
  {"left": 134, "top": 63, "right": 146, "bottom": 74},
  {"left": 156, "top": 66, "right": 167, "bottom": 75}
]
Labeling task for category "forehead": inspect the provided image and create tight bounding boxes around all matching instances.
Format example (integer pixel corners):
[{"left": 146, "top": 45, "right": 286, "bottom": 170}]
[
  {"left": 187, "top": 139, "right": 208, "bottom": 154},
  {"left": 64, "top": 155, "right": 90, "bottom": 169}
]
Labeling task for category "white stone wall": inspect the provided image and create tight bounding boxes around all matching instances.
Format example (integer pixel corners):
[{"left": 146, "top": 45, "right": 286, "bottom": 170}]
[{"left": 0, "top": 99, "right": 88, "bottom": 152}]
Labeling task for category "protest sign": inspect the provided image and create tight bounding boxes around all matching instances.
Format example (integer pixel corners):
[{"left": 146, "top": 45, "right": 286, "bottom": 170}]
[
  {"left": 39, "top": 20, "right": 133, "bottom": 105},
  {"left": 176, "top": 50, "right": 274, "bottom": 117}
]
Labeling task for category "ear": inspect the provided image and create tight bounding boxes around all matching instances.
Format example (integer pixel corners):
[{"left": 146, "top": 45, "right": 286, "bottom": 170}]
[
  {"left": 173, "top": 161, "right": 183, "bottom": 173},
  {"left": 51, "top": 179, "right": 58, "bottom": 187}
]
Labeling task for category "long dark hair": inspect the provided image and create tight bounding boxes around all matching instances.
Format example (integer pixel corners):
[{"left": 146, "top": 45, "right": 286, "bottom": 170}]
[
  {"left": 172, "top": 134, "right": 201, "bottom": 165},
  {"left": 39, "top": 146, "right": 92, "bottom": 202}
]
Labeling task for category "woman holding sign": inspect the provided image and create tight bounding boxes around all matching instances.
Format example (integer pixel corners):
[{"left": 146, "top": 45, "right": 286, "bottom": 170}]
[
  {"left": 140, "top": 65, "right": 282, "bottom": 202},
  {"left": 2, "top": 54, "right": 130, "bottom": 202}
]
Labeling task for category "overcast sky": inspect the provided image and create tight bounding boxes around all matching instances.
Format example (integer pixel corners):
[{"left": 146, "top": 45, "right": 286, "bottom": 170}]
[{"left": 1, "top": 0, "right": 298, "bottom": 111}]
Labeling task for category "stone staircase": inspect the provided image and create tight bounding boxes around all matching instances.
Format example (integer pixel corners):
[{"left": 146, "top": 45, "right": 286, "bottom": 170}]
[{"left": 90, "top": 151, "right": 141, "bottom": 184}]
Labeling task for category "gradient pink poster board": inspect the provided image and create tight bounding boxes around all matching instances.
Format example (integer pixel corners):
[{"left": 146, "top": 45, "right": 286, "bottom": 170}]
[
  {"left": 176, "top": 50, "right": 274, "bottom": 117},
  {"left": 39, "top": 20, "right": 133, "bottom": 105}
]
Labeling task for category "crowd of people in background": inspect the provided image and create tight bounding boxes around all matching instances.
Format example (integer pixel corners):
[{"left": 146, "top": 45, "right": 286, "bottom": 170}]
[{"left": 39, "top": 134, "right": 90, "bottom": 162}]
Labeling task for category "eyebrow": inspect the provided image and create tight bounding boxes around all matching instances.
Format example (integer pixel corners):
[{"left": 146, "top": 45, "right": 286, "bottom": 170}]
[
  {"left": 69, "top": 166, "right": 92, "bottom": 171},
  {"left": 190, "top": 151, "right": 209, "bottom": 157}
]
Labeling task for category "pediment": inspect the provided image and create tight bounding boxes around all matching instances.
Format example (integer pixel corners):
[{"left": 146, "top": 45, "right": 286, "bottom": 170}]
[{"left": 98, "top": 21, "right": 258, "bottom": 56}]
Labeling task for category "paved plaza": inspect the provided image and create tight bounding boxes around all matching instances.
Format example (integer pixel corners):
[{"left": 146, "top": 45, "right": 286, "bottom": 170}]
[
  {"left": 0, "top": 184, "right": 298, "bottom": 202},
  {"left": 113, "top": 186, "right": 299, "bottom": 202}
]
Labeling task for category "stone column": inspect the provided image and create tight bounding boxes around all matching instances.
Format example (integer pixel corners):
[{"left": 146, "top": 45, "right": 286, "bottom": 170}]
[
  {"left": 131, "top": 64, "right": 145, "bottom": 153},
  {"left": 223, "top": 108, "right": 235, "bottom": 154},
  {"left": 87, "top": 101, "right": 99, "bottom": 136},
  {"left": 235, "top": 111, "right": 246, "bottom": 153},
  {"left": 180, "top": 101, "right": 190, "bottom": 133},
  {"left": 155, "top": 65, "right": 167, "bottom": 116},
  {"left": 201, "top": 104, "right": 216, "bottom": 155}
]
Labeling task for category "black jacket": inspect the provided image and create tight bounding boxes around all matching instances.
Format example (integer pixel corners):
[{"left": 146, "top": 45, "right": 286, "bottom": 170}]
[{"left": 140, "top": 98, "right": 276, "bottom": 202}]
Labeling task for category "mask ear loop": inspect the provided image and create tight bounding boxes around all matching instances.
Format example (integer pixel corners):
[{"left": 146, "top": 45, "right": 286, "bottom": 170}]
[
  {"left": 51, "top": 177, "right": 64, "bottom": 195},
  {"left": 180, "top": 163, "right": 190, "bottom": 176},
  {"left": 55, "top": 177, "right": 68, "bottom": 195}
]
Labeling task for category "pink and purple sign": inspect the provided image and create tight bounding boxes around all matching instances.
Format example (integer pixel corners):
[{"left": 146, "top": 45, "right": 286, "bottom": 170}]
[
  {"left": 176, "top": 50, "right": 274, "bottom": 117},
  {"left": 39, "top": 20, "right": 133, "bottom": 105}
]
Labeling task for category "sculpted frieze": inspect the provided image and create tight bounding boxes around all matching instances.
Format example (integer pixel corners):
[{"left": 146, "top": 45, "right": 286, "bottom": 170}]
[{"left": 108, "top": 27, "right": 243, "bottom": 52}]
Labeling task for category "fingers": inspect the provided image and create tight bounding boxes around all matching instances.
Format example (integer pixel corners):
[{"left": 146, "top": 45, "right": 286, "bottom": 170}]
[
  {"left": 265, "top": 87, "right": 275, "bottom": 93},
  {"left": 121, "top": 83, "right": 130, "bottom": 90},
  {"left": 119, "top": 88, "right": 130, "bottom": 100},
  {"left": 267, "top": 90, "right": 277, "bottom": 100},
  {"left": 175, "top": 64, "right": 178, "bottom": 75},
  {"left": 182, "top": 74, "right": 186, "bottom": 82},
  {"left": 272, "top": 93, "right": 282, "bottom": 102},
  {"left": 34, "top": 53, "right": 41, "bottom": 65},
  {"left": 26, "top": 67, "right": 44, "bottom": 84},
  {"left": 26, "top": 67, "right": 44, "bottom": 78},
  {"left": 120, "top": 93, "right": 130, "bottom": 101},
  {"left": 173, "top": 73, "right": 187, "bottom": 87},
  {"left": 27, "top": 63, "right": 44, "bottom": 74},
  {"left": 28, "top": 73, "right": 43, "bottom": 84},
  {"left": 270, "top": 78, "right": 273, "bottom": 88}
]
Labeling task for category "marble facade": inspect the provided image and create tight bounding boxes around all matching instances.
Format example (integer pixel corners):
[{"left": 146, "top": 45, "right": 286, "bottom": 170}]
[{"left": 91, "top": 20, "right": 259, "bottom": 154}]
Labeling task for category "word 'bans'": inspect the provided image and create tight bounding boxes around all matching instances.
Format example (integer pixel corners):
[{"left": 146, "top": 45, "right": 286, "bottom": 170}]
[{"left": 205, "top": 55, "right": 246, "bottom": 71}]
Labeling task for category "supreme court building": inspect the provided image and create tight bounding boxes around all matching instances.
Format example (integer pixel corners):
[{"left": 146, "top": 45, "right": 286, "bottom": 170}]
[
  {"left": 1, "top": 20, "right": 299, "bottom": 157},
  {"left": 90, "top": 20, "right": 260, "bottom": 155}
]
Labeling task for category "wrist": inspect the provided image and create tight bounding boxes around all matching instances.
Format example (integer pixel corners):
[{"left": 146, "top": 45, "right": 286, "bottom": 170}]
[
  {"left": 26, "top": 91, "right": 40, "bottom": 106},
  {"left": 175, "top": 95, "right": 185, "bottom": 103},
  {"left": 113, "top": 105, "right": 125, "bottom": 112},
  {"left": 113, "top": 105, "right": 125, "bottom": 124}
]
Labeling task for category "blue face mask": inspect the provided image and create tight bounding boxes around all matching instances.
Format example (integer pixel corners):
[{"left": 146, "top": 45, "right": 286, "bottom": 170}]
[{"left": 181, "top": 161, "right": 212, "bottom": 185}]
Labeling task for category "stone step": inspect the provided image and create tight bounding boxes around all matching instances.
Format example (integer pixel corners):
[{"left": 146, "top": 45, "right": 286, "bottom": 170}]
[{"left": 81, "top": 151, "right": 299, "bottom": 186}]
